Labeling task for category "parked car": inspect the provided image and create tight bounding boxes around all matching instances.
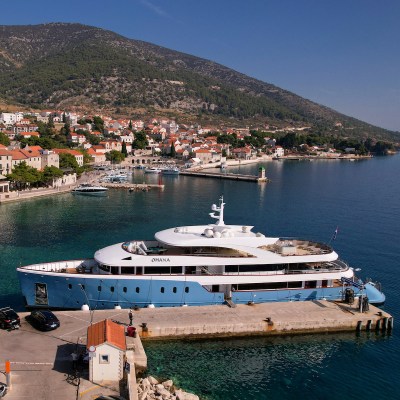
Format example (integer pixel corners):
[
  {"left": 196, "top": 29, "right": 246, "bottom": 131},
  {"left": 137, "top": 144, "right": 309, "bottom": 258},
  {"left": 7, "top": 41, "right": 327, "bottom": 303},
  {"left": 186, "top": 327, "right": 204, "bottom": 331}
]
[
  {"left": 0, "top": 307, "right": 20, "bottom": 330},
  {"left": 27, "top": 310, "right": 60, "bottom": 331},
  {"left": 0, "top": 383, "right": 7, "bottom": 398}
]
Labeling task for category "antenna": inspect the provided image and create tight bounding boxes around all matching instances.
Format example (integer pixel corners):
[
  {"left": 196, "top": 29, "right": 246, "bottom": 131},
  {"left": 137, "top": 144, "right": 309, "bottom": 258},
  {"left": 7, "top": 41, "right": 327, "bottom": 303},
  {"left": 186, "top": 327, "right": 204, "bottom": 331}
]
[{"left": 209, "top": 196, "right": 225, "bottom": 226}]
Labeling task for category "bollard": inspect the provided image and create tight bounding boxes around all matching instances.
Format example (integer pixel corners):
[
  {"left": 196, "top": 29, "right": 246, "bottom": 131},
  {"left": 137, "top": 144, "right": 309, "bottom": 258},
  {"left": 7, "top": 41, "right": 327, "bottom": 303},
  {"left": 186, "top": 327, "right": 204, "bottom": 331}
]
[
  {"left": 5, "top": 360, "right": 11, "bottom": 389},
  {"left": 356, "top": 321, "right": 363, "bottom": 332},
  {"left": 375, "top": 319, "right": 381, "bottom": 331},
  {"left": 366, "top": 320, "right": 372, "bottom": 331},
  {"left": 388, "top": 317, "right": 394, "bottom": 331},
  {"left": 382, "top": 317, "right": 388, "bottom": 331}
]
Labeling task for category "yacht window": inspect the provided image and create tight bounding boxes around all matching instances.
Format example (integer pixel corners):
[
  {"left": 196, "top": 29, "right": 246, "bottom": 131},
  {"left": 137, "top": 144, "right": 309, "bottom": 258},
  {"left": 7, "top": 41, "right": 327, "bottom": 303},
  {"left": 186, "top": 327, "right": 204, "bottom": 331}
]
[
  {"left": 110, "top": 286, "right": 115, "bottom": 292},
  {"left": 305, "top": 281, "right": 317, "bottom": 289},
  {"left": 144, "top": 266, "right": 181, "bottom": 275},
  {"left": 160, "top": 287, "right": 165, "bottom": 293},
  {"left": 238, "top": 264, "right": 283, "bottom": 273},
  {"left": 136, "top": 287, "right": 140, "bottom": 293},
  {"left": 287, "top": 281, "right": 303, "bottom": 288},
  {"left": 185, "top": 287, "right": 189, "bottom": 293},
  {"left": 136, "top": 267, "right": 143, "bottom": 275},
  {"left": 68, "top": 284, "right": 72, "bottom": 290},
  {"left": 99, "top": 264, "right": 111, "bottom": 272},
  {"left": 122, "top": 267, "right": 135, "bottom": 274},
  {"left": 173, "top": 287, "right": 177, "bottom": 293},
  {"left": 98, "top": 286, "right": 102, "bottom": 292},
  {"left": 233, "top": 282, "right": 287, "bottom": 290},
  {"left": 111, "top": 267, "right": 119, "bottom": 275},
  {"left": 123, "top": 287, "right": 127, "bottom": 293}
]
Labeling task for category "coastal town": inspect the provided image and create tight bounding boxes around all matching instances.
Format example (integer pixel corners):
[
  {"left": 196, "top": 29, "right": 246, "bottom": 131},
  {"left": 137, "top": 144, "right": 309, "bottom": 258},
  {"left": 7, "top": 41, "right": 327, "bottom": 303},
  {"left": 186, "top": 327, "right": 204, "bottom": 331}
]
[{"left": 0, "top": 109, "right": 388, "bottom": 201}]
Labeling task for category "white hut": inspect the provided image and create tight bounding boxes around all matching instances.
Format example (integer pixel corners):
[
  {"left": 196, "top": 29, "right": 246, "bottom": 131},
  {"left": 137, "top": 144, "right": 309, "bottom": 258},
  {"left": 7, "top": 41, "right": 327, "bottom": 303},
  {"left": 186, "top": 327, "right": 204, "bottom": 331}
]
[{"left": 87, "top": 319, "right": 126, "bottom": 383}]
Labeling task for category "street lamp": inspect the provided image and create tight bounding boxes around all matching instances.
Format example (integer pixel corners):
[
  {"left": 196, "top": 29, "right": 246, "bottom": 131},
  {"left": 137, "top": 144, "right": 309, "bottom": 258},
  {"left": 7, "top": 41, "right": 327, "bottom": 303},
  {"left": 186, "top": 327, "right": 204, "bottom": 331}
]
[{"left": 78, "top": 284, "right": 94, "bottom": 325}]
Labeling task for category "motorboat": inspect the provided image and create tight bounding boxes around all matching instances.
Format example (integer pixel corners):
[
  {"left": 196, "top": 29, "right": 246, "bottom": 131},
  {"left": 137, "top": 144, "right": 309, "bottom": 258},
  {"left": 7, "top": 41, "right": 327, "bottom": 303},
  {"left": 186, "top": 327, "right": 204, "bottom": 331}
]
[{"left": 71, "top": 184, "right": 108, "bottom": 196}]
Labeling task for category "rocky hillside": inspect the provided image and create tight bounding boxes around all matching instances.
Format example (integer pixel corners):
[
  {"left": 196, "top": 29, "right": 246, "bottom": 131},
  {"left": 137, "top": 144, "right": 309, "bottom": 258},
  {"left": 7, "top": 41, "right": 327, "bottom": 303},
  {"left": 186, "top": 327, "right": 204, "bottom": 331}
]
[{"left": 0, "top": 23, "right": 397, "bottom": 140}]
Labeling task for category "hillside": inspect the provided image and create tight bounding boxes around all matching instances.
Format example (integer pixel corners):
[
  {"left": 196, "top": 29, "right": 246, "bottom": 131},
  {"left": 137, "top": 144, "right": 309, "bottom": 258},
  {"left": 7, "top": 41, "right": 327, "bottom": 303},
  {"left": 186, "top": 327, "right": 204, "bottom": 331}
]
[{"left": 0, "top": 23, "right": 397, "bottom": 141}]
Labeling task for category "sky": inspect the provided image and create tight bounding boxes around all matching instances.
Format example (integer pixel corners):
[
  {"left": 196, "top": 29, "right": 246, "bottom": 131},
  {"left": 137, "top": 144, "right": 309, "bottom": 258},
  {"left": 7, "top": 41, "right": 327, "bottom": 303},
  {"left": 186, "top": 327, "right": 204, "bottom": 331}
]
[{"left": 0, "top": 0, "right": 399, "bottom": 131}]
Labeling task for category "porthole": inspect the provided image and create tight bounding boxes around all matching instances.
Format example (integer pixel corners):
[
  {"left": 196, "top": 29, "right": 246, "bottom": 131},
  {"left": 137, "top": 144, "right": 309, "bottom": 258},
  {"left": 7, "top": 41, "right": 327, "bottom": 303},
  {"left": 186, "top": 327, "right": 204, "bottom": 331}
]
[
  {"left": 123, "top": 287, "right": 127, "bottom": 293},
  {"left": 173, "top": 287, "right": 177, "bottom": 293},
  {"left": 111, "top": 286, "right": 115, "bottom": 293},
  {"left": 68, "top": 284, "right": 72, "bottom": 290},
  {"left": 185, "top": 287, "right": 189, "bottom": 293},
  {"left": 160, "top": 287, "right": 165, "bottom": 293},
  {"left": 98, "top": 286, "right": 102, "bottom": 292},
  {"left": 136, "top": 287, "right": 140, "bottom": 293}
]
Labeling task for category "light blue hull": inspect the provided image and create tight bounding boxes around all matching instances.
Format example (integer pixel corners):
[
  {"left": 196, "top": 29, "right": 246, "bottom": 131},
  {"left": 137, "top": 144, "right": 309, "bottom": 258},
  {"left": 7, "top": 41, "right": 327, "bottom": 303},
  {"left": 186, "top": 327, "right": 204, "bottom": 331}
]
[{"left": 17, "top": 271, "right": 385, "bottom": 310}]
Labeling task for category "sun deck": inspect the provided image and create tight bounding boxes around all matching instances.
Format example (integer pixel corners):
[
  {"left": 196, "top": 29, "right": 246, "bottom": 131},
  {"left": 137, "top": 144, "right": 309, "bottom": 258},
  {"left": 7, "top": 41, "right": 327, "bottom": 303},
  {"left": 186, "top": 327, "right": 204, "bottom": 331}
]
[{"left": 260, "top": 239, "right": 333, "bottom": 256}]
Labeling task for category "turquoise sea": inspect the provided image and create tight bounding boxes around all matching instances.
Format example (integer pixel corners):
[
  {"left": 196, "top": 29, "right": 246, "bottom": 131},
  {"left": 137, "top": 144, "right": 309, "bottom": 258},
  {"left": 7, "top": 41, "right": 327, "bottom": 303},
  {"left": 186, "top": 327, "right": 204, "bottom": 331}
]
[{"left": 1, "top": 156, "right": 399, "bottom": 399}]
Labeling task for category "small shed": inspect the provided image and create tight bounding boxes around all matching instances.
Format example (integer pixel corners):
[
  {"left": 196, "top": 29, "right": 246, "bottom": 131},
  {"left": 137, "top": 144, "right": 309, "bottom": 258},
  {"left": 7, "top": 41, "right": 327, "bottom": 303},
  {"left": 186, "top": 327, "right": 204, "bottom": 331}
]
[{"left": 87, "top": 319, "right": 126, "bottom": 383}]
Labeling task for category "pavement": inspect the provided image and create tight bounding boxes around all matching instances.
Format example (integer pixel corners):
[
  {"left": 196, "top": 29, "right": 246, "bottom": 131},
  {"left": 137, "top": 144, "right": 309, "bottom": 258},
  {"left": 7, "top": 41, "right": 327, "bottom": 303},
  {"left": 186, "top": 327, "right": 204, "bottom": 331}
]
[
  {"left": 0, "top": 302, "right": 392, "bottom": 399},
  {"left": 0, "top": 309, "right": 129, "bottom": 400}
]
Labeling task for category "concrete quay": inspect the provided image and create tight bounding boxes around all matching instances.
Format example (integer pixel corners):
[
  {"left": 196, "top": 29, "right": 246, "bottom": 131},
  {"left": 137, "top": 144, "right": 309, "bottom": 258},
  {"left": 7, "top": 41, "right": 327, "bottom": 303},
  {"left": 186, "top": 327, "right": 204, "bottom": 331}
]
[
  {"left": 180, "top": 170, "right": 267, "bottom": 183},
  {"left": 0, "top": 302, "right": 393, "bottom": 399}
]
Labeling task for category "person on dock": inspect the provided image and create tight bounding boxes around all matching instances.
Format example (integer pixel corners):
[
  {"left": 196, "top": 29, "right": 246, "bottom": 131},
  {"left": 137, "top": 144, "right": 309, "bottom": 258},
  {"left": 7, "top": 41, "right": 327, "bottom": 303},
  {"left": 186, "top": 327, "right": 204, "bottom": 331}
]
[{"left": 129, "top": 309, "right": 133, "bottom": 326}]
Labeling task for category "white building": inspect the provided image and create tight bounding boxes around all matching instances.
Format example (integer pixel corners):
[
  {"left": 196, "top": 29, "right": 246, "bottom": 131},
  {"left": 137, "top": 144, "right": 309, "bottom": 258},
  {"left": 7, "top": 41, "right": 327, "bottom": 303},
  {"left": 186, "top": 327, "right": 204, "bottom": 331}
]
[
  {"left": 87, "top": 319, "right": 126, "bottom": 383},
  {"left": 0, "top": 112, "right": 24, "bottom": 125}
]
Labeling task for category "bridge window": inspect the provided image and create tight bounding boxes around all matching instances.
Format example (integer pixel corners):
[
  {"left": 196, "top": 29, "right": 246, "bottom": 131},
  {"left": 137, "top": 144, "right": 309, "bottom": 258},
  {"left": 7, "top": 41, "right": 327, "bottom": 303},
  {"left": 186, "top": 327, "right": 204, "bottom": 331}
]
[{"left": 304, "top": 281, "right": 317, "bottom": 289}]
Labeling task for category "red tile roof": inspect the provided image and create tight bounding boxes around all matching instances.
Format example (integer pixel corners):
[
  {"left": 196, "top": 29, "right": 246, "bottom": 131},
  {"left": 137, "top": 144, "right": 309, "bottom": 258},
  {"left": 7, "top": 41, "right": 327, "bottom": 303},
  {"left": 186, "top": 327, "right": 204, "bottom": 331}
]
[{"left": 87, "top": 319, "right": 126, "bottom": 351}]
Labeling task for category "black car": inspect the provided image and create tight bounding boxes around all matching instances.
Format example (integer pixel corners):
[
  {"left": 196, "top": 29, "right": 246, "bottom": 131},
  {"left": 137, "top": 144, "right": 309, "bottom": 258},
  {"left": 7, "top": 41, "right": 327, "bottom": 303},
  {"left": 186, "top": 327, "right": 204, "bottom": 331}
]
[
  {"left": 27, "top": 310, "right": 60, "bottom": 331},
  {"left": 0, "top": 307, "right": 20, "bottom": 330}
]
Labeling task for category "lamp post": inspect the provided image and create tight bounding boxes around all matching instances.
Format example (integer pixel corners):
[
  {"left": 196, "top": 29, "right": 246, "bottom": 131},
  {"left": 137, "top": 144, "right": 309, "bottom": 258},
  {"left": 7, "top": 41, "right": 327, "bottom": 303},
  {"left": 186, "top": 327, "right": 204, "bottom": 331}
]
[{"left": 78, "top": 284, "right": 94, "bottom": 325}]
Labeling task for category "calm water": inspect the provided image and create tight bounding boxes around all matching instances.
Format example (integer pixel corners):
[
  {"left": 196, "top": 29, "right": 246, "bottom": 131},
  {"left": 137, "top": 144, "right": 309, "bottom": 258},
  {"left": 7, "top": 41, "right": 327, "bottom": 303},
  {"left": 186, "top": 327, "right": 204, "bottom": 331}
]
[{"left": 1, "top": 156, "right": 399, "bottom": 399}]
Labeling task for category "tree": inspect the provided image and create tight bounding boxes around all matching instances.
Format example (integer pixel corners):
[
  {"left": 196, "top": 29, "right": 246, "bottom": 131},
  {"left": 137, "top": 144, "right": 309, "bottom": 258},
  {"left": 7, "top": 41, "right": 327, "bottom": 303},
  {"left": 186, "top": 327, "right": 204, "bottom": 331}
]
[
  {"left": 0, "top": 132, "right": 10, "bottom": 146},
  {"left": 170, "top": 142, "right": 176, "bottom": 158},
  {"left": 42, "top": 166, "right": 63, "bottom": 186},
  {"left": 121, "top": 140, "right": 128, "bottom": 156},
  {"left": 59, "top": 153, "right": 79, "bottom": 171},
  {"left": 93, "top": 116, "right": 104, "bottom": 133},
  {"left": 132, "top": 131, "right": 148, "bottom": 149},
  {"left": 106, "top": 150, "right": 125, "bottom": 164},
  {"left": 6, "top": 162, "right": 42, "bottom": 189}
]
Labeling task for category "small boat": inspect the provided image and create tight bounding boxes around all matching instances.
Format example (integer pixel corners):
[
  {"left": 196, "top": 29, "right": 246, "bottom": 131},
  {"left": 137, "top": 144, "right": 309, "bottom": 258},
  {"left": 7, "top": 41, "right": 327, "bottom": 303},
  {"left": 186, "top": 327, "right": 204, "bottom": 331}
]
[
  {"left": 144, "top": 167, "right": 162, "bottom": 174},
  {"left": 71, "top": 184, "right": 108, "bottom": 196},
  {"left": 162, "top": 167, "right": 180, "bottom": 175}
]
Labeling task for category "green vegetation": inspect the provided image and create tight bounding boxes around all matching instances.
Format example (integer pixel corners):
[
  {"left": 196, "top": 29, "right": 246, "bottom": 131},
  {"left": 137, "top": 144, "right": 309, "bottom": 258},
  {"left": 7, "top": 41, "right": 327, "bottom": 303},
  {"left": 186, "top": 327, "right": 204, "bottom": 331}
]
[
  {"left": 0, "top": 23, "right": 396, "bottom": 142},
  {"left": 6, "top": 162, "right": 64, "bottom": 189},
  {"left": 0, "top": 132, "right": 10, "bottom": 146},
  {"left": 106, "top": 150, "right": 125, "bottom": 163},
  {"left": 132, "top": 131, "right": 148, "bottom": 149}
]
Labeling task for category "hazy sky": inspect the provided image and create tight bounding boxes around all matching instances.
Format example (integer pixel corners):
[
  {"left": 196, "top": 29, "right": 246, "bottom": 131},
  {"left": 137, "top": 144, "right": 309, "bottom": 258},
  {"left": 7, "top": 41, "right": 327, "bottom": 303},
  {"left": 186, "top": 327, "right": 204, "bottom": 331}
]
[{"left": 1, "top": 0, "right": 399, "bottom": 131}]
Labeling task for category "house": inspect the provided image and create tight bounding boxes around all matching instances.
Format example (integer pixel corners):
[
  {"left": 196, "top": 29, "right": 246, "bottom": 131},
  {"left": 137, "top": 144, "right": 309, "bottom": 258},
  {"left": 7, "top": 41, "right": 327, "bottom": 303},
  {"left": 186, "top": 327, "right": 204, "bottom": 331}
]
[
  {"left": 87, "top": 148, "right": 106, "bottom": 164},
  {"left": 54, "top": 149, "right": 84, "bottom": 166},
  {"left": 273, "top": 146, "right": 284, "bottom": 157},
  {"left": 0, "top": 149, "right": 12, "bottom": 175},
  {"left": 233, "top": 147, "right": 252, "bottom": 160},
  {"left": 87, "top": 319, "right": 126, "bottom": 383},
  {"left": 40, "top": 149, "right": 60, "bottom": 169}
]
